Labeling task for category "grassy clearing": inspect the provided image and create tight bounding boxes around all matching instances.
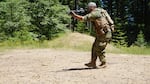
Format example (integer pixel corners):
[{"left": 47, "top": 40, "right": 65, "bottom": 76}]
[
  {"left": 47, "top": 32, "right": 150, "bottom": 55},
  {"left": 0, "top": 32, "right": 150, "bottom": 55},
  {"left": 0, "top": 32, "right": 67, "bottom": 50},
  {"left": 48, "top": 32, "right": 93, "bottom": 51},
  {"left": 0, "top": 40, "right": 49, "bottom": 50},
  {"left": 119, "top": 46, "right": 150, "bottom": 55}
]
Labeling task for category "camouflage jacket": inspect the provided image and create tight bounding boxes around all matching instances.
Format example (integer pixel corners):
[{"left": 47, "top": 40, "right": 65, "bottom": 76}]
[{"left": 83, "top": 8, "right": 114, "bottom": 38}]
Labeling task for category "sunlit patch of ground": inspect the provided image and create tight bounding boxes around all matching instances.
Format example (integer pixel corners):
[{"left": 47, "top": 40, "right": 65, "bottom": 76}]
[{"left": 0, "top": 49, "right": 150, "bottom": 84}]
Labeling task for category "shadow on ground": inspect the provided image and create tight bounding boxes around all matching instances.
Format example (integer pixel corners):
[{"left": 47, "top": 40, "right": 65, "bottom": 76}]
[{"left": 62, "top": 67, "right": 99, "bottom": 71}]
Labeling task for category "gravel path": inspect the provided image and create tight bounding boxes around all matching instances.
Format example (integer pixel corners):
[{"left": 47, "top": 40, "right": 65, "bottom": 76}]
[{"left": 0, "top": 49, "right": 150, "bottom": 84}]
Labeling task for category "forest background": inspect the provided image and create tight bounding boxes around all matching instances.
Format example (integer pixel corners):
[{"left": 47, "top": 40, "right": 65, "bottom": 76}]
[{"left": 0, "top": 0, "right": 150, "bottom": 54}]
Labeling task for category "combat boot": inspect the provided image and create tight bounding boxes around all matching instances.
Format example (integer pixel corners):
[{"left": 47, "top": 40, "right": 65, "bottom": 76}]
[
  {"left": 99, "top": 62, "right": 107, "bottom": 68},
  {"left": 85, "top": 62, "right": 97, "bottom": 68}
]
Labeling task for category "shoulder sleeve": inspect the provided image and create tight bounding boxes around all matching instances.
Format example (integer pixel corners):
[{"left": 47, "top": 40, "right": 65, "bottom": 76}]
[{"left": 83, "top": 11, "right": 101, "bottom": 21}]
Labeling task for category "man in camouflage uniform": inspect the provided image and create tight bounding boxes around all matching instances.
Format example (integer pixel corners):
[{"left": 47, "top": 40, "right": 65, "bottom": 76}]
[{"left": 71, "top": 2, "right": 114, "bottom": 68}]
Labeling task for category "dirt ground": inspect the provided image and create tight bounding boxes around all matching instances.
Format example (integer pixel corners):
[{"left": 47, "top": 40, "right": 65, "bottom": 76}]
[{"left": 0, "top": 49, "right": 150, "bottom": 84}]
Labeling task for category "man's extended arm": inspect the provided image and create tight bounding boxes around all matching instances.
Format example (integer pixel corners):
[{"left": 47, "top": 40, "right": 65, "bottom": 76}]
[{"left": 70, "top": 11, "right": 84, "bottom": 21}]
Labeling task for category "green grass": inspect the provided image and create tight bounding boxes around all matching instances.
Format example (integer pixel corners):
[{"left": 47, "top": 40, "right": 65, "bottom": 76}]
[
  {"left": 0, "top": 40, "right": 49, "bottom": 50},
  {"left": 0, "top": 32, "right": 67, "bottom": 51},
  {"left": 48, "top": 32, "right": 92, "bottom": 51},
  {"left": 119, "top": 46, "right": 150, "bottom": 55},
  {"left": 0, "top": 32, "right": 150, "bottom": 55}
]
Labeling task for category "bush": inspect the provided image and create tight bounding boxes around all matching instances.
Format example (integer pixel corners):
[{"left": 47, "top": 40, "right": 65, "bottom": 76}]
[
  {"left": 27, "top": 0, "right": 70, "bottom": 40},
  {"left": 0, "top": 0, "right": 70, "bottom": 42}
]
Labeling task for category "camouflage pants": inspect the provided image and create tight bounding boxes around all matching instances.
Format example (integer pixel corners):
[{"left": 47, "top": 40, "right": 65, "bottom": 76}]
[{"left": 91, "top": 30, "right": 112, "bottom": 63}]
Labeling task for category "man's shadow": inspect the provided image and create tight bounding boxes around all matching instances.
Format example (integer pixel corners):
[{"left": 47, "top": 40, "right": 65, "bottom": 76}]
[
  {"left": 54, "top": 63, "right": 114, "bottom": 72},
  {"left": 62, "top": 67, "right": 98, "bottom": 71}
]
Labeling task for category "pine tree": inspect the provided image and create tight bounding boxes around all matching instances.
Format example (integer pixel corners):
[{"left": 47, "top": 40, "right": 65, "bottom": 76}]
[
  {"left": 134, "top": 31, "right": 147, "bottom": 47},
  {"left": 112, "top": 18, "right": 127, "bottom": 46}
]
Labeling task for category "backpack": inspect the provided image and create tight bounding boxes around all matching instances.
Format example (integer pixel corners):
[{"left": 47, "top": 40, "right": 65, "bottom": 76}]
[{"left": 100, "top": 8, "right": 115, "bottom": 32}]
